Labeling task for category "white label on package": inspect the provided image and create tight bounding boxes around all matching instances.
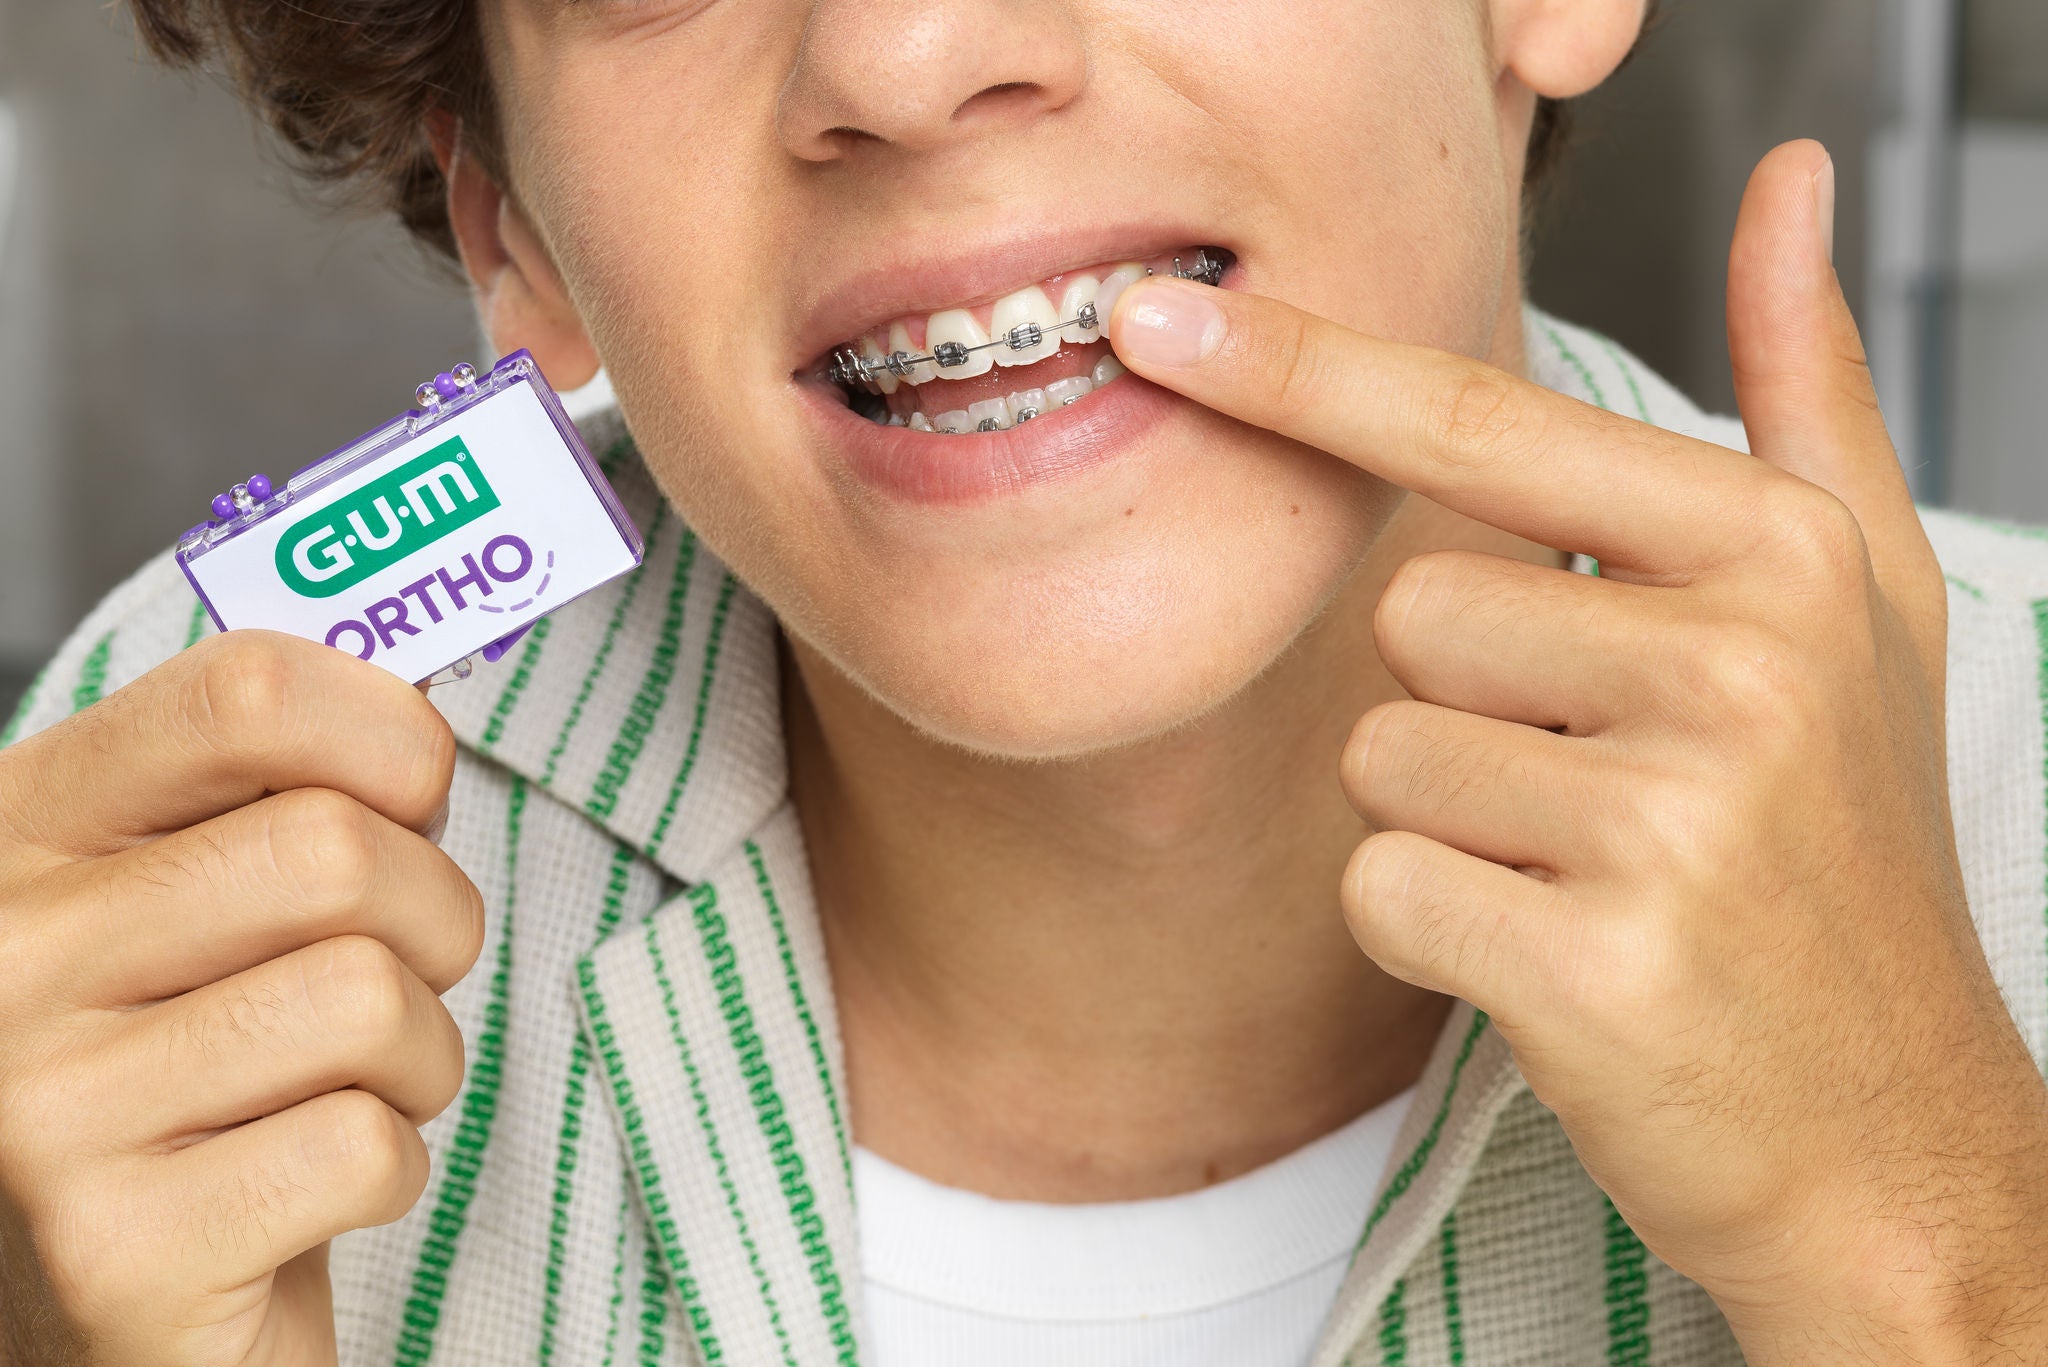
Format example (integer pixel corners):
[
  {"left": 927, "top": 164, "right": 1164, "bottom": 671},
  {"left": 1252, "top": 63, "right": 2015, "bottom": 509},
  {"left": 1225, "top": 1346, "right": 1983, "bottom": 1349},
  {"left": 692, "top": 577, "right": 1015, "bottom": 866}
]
[{"left": 182, "top": 380, "right": 640, "bottom": 683}]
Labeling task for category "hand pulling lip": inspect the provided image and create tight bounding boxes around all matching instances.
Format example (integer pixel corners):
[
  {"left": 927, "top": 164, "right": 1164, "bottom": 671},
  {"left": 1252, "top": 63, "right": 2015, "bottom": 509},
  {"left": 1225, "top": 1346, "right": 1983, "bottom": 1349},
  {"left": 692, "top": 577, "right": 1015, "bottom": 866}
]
[{"left": 788, "top": 217, "right": 1236, "bottom": 376}]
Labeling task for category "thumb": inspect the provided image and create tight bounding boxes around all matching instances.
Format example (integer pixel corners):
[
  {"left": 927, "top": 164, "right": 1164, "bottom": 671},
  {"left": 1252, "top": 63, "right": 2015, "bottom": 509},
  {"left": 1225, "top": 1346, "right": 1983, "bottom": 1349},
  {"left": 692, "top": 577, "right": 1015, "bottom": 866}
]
[{"left": 1726, "top": 139, "right": 1944, "bottom": 662}]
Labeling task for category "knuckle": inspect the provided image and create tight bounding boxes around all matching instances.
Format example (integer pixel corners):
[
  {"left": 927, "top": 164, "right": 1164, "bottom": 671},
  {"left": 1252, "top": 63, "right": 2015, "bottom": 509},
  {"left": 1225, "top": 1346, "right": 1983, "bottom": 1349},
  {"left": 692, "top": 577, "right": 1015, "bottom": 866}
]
[
  {"left": 1426, "top": 368, "right": 1527, "bottom": 472},
  {"left": 388, "top": 715, "right": 459, "bottom": 832},
  {"left": 1624, "top": 776, "right": 1728, "bottom": 882},
  {"left": 1682, "top": 623, "right": 1805, "bottom": 722},
  {"left": 302, "top": 935, "right": 411, "bottom": 1046},
  {"left": 264, "top": 787, "right": 380, "bottom": 915},
  {"left": 311, "top": 1090, "right": 417, "bottom": 1207},
  {"left": 418, "top": 1001, "right": 467, "bottom": 1122},
  {"left": 189, "top": 632, "right": 298, "bottom": 764},
  {"left": 1756, "top": 482, "right": 1867, "bottom": 590}
]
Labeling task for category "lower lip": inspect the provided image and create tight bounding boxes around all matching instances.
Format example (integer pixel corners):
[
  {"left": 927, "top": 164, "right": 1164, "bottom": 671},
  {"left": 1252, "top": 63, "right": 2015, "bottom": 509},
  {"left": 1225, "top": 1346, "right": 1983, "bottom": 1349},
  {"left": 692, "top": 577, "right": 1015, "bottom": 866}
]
[{"left": 796, "top": 369, "right": 1183, "bottom": 505}]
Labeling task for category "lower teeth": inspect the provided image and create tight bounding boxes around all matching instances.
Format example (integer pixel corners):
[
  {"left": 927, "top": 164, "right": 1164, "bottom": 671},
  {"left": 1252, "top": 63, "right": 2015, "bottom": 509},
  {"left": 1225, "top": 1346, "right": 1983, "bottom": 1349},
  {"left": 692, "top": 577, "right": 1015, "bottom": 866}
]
[{"left": 866, "top": 352, "right": 1129, "bottom": 434}]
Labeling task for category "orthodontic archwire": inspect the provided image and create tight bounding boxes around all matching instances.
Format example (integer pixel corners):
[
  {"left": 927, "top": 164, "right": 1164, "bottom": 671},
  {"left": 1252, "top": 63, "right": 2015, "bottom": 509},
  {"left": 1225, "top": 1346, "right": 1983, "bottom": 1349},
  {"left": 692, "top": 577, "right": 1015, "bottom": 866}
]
[{"left": 822, "top": 248, "right": 1228, "bottom": 392}]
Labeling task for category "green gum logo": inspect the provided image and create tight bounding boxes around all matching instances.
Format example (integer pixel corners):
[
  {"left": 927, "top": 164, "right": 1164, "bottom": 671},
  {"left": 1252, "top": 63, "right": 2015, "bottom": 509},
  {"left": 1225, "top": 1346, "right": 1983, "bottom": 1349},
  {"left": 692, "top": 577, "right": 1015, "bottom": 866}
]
[{"left": 276, "top": 437, "right": 501, "bottom": 598}]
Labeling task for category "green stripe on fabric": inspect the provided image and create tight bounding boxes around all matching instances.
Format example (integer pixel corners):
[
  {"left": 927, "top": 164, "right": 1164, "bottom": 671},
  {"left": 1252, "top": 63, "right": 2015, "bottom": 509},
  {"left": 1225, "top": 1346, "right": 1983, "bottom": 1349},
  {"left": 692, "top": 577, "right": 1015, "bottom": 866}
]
[
  {"left": 1603, "top": 1195, "right": 1652, "bottom": 1364},
  {"left": 1598, "top": 336, "right": 1652, "bottom": 423},
  {"left": 686, "top": 881, "right": 861, "bottom": 1366},
  {"left": 1439, "top": 1209, "right": 1465, "bottom": 1364},
  {"left": 1544, "top": 324, "right": 1608, "bottom": 413},
  {"left": 746, "top": 839, "right": 853, "bottom": 1190},
  {"left": 646, "top": 907, "right": 799, "bottom": 1367},
  {"left": 588, "top": 527, "right": 699, "bottom": 821},
  {"left": 602, "top": 1187, "right": 631, "bottom": 1367},
  {"left": 644, "top": 570, "right": 740, "bottom": 860},
  {"left": 1355, "top": 1009, "right": 1490, "bottom": 1255},
  {"left": 1377, "top": 1278, "right": 1408, "bottom": 1365},
  {"left": 0, "top": 664, "right": 48, "bottom": 747},
  {"left": 394, "top": 776, "right": 524, "bottom": 1366},
  {"left": 479, "top": 616, "right": 554, "bottom": 756},
  {"left": 539, "top": 846, "right": 643, "bottom": 1366},
  {"left": 579, "top": 955, "right": 725, "bottom": 1364},
  {"left": 1945, "top": 573, "right": 1988, "bottom": 602},
  {"left": 637, "top": 1234, "right": 671, "bottom": 1367},
  {"left": 597, "top": 435, "right": 634, "bottom": 481},
  {"left": 184, "top": 599, "right": 211, "bottom": 649},
  {"left": 70, "top": 632, "right": 113, "bottom": 713},
  {"left": 544, "top": 505, "right": 670, "bottom": 789}
]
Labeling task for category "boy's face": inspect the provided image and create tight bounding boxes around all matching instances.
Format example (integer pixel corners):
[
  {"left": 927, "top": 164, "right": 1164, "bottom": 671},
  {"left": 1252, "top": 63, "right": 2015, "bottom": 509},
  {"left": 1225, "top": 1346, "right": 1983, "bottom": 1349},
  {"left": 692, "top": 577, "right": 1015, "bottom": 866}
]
[{"left": 473, "top": 0, "right": 1602, "bottom": 759}]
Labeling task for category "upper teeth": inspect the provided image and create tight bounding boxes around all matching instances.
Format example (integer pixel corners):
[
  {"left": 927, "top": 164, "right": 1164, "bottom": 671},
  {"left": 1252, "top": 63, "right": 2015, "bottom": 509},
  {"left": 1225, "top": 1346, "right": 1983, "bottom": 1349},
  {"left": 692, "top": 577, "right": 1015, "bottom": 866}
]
[
  {"left": 826, "top": 248, "right": 1226, "bottom": 390},
  {"left": 990, "top": 288, "right": 1061, "bottom": 366}
]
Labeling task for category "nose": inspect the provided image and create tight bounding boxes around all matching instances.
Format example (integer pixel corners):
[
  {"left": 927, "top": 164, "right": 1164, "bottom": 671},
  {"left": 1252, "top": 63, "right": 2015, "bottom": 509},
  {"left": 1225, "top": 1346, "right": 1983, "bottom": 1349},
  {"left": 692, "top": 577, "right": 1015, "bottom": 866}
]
[{"left": 777, "top": 0, "right": 1087, "bottom": 161}]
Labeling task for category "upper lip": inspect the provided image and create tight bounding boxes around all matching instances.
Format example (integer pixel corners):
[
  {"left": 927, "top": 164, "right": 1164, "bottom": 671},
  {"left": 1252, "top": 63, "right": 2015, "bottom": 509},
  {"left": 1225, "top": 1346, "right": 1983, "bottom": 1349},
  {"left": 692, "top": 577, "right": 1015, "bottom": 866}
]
[{"left": 790, "top": 218, "right": 1230, "bottom": 376}]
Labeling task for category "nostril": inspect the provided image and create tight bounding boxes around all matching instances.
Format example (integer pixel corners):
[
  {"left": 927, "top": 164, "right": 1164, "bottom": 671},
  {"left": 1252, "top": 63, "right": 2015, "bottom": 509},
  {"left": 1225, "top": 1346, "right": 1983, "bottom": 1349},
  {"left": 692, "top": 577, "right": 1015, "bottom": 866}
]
[{"left": 950, "top": 81, "right": 1045, "bottom": 127}]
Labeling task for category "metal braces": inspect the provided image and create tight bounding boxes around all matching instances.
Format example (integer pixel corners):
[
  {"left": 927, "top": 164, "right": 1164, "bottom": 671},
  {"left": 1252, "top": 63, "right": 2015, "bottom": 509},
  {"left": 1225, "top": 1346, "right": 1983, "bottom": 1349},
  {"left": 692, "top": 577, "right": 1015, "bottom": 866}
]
[{"left": 824, "top": 248, "right": 1228, "bottom": 390}]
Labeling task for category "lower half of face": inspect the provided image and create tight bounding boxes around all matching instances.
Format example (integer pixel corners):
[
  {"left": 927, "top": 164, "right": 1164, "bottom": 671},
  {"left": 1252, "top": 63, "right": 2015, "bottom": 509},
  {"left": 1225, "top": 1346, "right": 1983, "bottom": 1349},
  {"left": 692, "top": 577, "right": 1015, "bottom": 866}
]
[{"left": 510, "top": 0, "right": 1516, "bottom": 760}]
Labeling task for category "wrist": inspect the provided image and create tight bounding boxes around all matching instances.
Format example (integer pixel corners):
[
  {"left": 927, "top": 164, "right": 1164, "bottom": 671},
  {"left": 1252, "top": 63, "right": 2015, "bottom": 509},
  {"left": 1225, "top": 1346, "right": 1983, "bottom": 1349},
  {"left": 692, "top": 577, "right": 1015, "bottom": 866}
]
[{"left": 1719, "top": 1187, "right": 2048, "bottom": 1365}]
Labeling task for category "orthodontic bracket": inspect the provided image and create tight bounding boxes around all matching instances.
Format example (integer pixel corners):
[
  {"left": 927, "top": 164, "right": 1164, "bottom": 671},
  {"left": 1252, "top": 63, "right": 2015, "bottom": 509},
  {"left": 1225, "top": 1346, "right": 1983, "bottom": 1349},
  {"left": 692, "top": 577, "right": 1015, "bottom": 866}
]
[{"left": 823, "top": 247, "right": 1228, "bottom": 390}]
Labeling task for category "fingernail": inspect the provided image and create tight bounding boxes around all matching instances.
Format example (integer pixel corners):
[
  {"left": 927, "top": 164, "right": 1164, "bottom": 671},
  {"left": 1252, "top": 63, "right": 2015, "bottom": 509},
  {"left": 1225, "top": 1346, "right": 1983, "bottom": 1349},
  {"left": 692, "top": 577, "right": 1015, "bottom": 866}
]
[
  {"left": 423, "top": 796, "right": 450, "bottom": 847},
  {"left": 1813, "top": 154, "right": 1836, "bottom": 266},
  {"left": 1112, "top": 279, "right": 1227, "bottom": 368}
]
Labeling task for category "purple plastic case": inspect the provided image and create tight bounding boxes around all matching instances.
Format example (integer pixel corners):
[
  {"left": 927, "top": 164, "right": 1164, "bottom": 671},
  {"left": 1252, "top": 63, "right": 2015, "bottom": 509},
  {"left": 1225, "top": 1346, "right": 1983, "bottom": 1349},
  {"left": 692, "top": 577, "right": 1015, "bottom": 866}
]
[{"left": 175, "top": 350, "right": 644, "bottom": 682}]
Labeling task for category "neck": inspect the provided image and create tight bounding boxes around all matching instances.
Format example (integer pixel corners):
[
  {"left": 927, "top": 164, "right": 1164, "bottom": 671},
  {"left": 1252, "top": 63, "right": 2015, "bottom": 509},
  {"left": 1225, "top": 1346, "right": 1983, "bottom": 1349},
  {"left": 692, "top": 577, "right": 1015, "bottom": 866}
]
[{"left": 785, "top": 300, "right": 1548, "bottom": 1203}]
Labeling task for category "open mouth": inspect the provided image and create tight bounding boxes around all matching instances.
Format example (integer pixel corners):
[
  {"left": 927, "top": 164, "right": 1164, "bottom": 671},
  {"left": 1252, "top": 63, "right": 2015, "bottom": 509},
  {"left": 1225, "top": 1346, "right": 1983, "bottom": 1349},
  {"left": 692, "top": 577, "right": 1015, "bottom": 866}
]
[{"left": 813, "top": 246, "right": 1235, "bottom": 434}]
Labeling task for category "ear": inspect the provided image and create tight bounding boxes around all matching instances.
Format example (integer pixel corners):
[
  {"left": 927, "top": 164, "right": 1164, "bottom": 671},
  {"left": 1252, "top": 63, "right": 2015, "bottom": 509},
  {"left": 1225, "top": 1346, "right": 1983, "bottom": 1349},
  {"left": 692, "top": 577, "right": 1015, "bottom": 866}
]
[
  {"left": 428, "top": 111, "right": 602, "bottom": 389},
  {"left": 1489, "top": 0, "right": 1647, "bottom": 101}
]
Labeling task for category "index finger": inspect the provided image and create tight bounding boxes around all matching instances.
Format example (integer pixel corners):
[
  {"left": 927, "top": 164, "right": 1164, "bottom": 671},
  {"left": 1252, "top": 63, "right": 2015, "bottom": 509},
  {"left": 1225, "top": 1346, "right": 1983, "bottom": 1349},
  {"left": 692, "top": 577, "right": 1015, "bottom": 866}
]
[
  {"left": 1104, "top": 277, "right": 1785, "bottom": 575},
  {"left": 0, "top": 629, "right": 455, "bottom": 859}
]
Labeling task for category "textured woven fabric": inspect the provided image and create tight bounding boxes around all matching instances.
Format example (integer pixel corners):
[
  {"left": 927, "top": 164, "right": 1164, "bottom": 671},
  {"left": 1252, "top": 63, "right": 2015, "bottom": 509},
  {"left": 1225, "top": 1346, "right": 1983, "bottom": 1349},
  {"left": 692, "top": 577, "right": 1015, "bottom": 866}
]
[{"left": 7, "top": 307, "right": 2045, "bottom": 1366}]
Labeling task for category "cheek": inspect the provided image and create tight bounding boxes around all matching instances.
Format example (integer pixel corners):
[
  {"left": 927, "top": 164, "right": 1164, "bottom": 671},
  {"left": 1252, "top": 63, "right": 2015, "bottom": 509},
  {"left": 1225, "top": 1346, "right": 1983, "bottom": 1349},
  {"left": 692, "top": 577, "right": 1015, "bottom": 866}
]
[{"left": 1124, "top": 0, "right": 1510, "bottom": 354}]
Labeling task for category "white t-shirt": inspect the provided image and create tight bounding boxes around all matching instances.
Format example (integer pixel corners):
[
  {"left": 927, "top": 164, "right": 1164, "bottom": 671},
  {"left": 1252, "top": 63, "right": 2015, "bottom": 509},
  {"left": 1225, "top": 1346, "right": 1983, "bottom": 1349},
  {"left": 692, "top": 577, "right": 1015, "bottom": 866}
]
[{"left": 853, "top": 1084, "right": 1418, "bottom": 1367}]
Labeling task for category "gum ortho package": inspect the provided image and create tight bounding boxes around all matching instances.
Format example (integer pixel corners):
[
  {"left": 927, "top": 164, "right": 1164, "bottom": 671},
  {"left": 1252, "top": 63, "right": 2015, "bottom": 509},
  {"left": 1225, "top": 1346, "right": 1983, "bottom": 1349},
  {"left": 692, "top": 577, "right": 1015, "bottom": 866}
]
[{"left": 176, "top": 351, "right": 644, "bottom": 684}]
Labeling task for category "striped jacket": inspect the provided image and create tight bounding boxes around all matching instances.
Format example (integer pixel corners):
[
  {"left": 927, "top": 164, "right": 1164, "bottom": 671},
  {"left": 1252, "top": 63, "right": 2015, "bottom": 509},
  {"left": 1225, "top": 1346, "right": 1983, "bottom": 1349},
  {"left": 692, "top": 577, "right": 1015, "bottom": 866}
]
[{"left": 7, "top": 308, "right": 2047, "bottom": 1366}]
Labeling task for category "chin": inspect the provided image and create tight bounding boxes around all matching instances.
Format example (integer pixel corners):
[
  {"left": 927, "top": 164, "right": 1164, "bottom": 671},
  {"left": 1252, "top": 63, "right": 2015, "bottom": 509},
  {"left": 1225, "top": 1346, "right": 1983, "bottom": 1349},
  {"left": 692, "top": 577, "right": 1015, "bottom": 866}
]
[{"left": 791, "top": 441, "right": 1389, "bottom": 763}]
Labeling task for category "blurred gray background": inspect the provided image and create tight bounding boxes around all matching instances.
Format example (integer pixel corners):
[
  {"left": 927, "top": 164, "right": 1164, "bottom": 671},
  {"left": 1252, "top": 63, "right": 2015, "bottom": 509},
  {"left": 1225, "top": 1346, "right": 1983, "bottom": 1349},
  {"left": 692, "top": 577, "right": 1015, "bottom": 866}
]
[{"left": 2, "top": 0, "right": 2044, "bottom": 719}]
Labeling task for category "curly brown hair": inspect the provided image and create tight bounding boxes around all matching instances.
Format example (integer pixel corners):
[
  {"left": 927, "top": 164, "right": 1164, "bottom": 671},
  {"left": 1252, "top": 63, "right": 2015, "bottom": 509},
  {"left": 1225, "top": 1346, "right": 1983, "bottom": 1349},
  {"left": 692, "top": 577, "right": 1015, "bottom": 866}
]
[{"left": 123, "top": 0, "right": 1643, "bottom": 268}]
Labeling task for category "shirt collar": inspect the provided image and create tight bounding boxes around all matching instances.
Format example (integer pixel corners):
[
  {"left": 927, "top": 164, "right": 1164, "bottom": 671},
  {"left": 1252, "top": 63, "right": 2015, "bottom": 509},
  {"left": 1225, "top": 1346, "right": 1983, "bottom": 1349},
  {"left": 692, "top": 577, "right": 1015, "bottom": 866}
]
[{"left": 431, "top": 403, "right": 790, "bottom": 887}]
